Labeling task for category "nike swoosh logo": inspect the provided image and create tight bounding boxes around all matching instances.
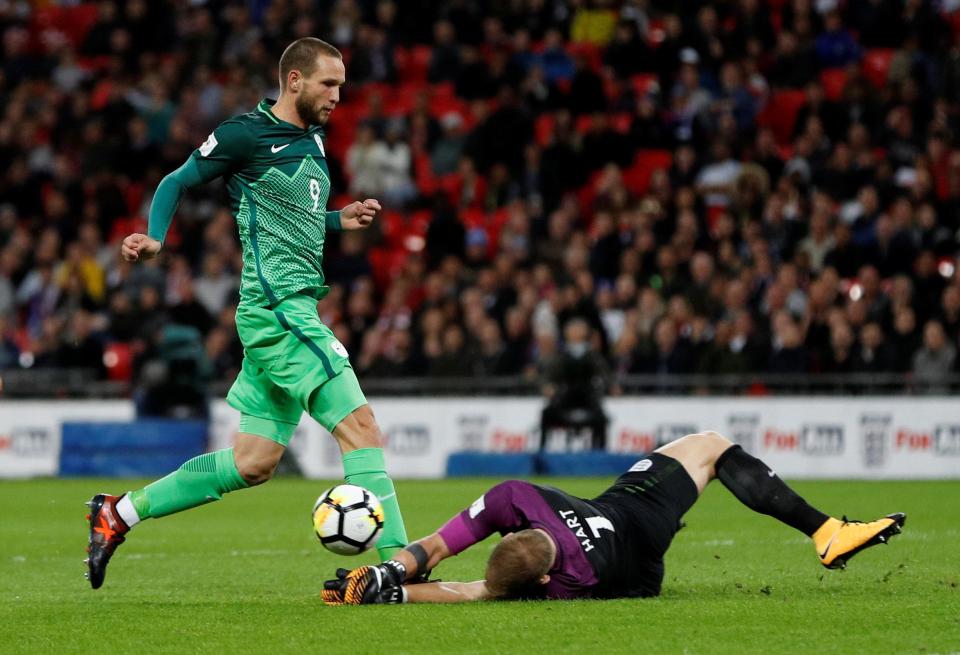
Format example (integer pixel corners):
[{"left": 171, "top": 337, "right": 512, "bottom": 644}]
[
  {"left": 819, "top": 531, "right": 841, "bottom": 560},
  {"left": 271, "top": 144, "right": 290, "bottom": 153}
]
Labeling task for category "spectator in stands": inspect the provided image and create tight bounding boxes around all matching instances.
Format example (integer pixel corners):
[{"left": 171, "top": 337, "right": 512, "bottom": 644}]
[
  {"left": 912, "top": 320, "right": 957, "bottom": 391},
  {"left": 769, "top": 31, "right": 819, "bottom": 88},
  {"left": 431, "top": 113, "right": 466, "bottom": 176},
  {"left": 350, "top": 24, "right": 396, "bottom": 84},
  {"left": 853, "top": 322, "right": 896, "bottom": 373},
  {"left": 539, "top": 28, "right": 576, "bottom": 83},
  {"left": 603, "top": 19, "right": 650, "bottom": 78},
  {"left": 4, "top": 0, "right": 960, "bottom": 400},
  {"left": 814, "top": 10, "right": 861, "bottom": 69},
  {"left": 428, "top": 324, "right": 472, "bottom": 377},
  {"left": 428, "top": 20, "right": 461, "bottom": 83},
  {"left": 346, "top": 125, "right": 386, "bottom": 198},
  {"left": 540, "top": 317, "right": 611, "bottom": 449}
]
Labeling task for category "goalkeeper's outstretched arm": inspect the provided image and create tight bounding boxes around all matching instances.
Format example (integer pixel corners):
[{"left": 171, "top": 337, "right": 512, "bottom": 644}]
[{"left": 403, "top": 580, "right": 490, "bottom": 603}]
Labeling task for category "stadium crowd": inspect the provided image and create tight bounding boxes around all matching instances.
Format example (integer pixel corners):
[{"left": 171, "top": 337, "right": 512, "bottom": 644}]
[{"left": 2, "top": 0, "right": 960, "bottom": 395}]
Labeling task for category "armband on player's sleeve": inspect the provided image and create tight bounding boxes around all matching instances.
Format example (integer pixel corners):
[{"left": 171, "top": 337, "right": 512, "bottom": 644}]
[{"left": 325, "top": 210, "right": 342, "bottom": 231}]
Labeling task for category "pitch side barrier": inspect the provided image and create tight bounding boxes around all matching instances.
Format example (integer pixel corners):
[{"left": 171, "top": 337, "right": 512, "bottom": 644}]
[
  {"left": 4, "top": 370, "right": 960, "bottom": 398},
  {"left": 1, "top": 397, "right": 958, "bottom": 479}
]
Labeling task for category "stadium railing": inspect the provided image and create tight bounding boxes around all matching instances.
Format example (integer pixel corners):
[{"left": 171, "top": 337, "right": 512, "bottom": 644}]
[{"left": 2, "top": 369, "right": 959, "bottom": 398}]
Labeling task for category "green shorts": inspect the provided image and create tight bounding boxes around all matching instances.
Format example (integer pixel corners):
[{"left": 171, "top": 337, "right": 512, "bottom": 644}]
[{"left": 226, "top": 293, "right": 367, "bottom": 445}]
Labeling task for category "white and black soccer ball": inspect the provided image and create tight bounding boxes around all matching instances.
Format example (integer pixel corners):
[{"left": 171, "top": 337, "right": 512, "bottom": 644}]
[{"left": 312, "top": 484, "right": 384, "bottom": 555}]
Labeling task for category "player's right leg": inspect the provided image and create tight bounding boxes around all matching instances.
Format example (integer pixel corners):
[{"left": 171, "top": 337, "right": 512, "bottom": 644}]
[
  {"left": 85, "top": 431, "right": 284, "bottom": 588},
  {"left": 85, "top": 353, "right": 300, "bottom": 589},
  {"left": 656, "top": 431, "right": 905, "bottom": 569}
]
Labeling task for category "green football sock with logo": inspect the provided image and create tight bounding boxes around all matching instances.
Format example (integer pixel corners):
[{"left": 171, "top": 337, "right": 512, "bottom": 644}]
[
  {"left": 124, "top": 449, "right": 250, "bottom": 521},
  {"left": 342, "top": 447, "right": 408, "bottom": 560}
]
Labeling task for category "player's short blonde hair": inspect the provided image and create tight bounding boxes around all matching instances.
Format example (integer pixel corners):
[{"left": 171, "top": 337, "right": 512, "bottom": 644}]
[
  {"left": 279, "top": 37, "right": 342, "bottom": 88},
  {"left": 485, "top": 529, "right": 554, "bottom": 599}
]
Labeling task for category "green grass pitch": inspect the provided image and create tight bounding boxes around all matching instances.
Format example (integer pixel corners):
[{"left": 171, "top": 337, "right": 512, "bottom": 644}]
[{"left": 1, "top": 477, "right": 958, "bottom": 654}]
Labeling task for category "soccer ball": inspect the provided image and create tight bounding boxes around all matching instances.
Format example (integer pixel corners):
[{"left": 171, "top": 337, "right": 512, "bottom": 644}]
[{"left": 312, "top": 484, "right": 384, "bottom": 555}]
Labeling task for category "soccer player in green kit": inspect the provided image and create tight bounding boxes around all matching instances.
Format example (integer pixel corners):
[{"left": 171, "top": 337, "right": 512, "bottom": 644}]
[{"left": 84, "top": 37, "right": 409, "bottom": 589}]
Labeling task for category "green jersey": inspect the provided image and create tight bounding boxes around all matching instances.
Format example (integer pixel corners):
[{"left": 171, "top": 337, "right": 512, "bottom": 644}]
[{"left": 148, "top": 98, "right": 341, "bottom": 307}]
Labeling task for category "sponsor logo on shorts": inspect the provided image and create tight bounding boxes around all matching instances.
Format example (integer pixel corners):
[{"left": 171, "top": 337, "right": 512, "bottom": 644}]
[{"left": 629, "top": 458, "right": 653, "bottom": 472}]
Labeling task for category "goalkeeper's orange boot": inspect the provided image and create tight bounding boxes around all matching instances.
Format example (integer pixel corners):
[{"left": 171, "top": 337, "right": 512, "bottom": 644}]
[
  {"left": 813, "top": 512, "right": 906, "bottom": 569},
  {"left": 84, "top": 494, "right": 130, "bottom": 589}
]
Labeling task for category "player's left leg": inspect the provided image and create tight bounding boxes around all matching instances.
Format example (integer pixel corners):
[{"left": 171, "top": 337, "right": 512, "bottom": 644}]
[
  {"left": 261, "top": 293, "right": 408, "bottom": 561},
  {"left": 327, "top": 402, "right": 408, "bottom": 561},
  {"left": 657, "top": 431, "right": 905, "bottom": 569}
]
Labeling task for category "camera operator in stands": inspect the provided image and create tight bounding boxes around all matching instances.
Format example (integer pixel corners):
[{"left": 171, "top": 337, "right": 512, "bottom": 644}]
[{"left": 540, "top": 318, "right": 612, "bottom": 451}]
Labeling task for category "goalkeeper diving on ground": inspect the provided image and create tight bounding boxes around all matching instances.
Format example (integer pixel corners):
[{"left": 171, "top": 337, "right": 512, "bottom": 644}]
[{"left": 322, "top": 431, "right": 906, "bottom": 604}]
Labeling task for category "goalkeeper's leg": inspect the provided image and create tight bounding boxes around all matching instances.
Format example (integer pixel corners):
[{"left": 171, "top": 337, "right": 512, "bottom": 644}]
[{"left": 656, "top": 431, "right": 904, "bottom": 569}]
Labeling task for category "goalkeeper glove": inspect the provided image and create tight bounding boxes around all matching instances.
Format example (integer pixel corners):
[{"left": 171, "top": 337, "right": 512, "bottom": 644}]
[{"left": 324, "top": 560, "right": 407, "bottom": 605}]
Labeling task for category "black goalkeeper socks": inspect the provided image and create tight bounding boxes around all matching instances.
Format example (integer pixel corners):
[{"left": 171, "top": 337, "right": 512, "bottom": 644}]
[{"left": 715, "top": 445, "right": 829, "bottom": 536}]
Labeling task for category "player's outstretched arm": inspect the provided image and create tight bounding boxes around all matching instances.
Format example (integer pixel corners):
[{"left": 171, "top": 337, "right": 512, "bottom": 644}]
[
  {"left": 125, "top": 122, "right": 254, "bottom": 261},
  {"left": 403, "top": 580, "right": 491, "bottom": 604}
]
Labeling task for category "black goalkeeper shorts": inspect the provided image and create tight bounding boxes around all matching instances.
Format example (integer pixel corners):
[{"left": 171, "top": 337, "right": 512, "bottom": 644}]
[{"left": 593, "top": 453, "right": 700, "bottom": 557}]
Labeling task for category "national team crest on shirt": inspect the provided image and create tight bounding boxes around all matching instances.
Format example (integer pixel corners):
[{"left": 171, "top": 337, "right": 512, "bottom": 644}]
[{"left": 313, "top": 133, "right": 325, "bottom": 157}]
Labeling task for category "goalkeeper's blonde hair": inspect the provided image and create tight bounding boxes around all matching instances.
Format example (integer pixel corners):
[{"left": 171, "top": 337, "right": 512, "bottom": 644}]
[{"left": 484, "top": 530, "right": 554, "bottom": 599}]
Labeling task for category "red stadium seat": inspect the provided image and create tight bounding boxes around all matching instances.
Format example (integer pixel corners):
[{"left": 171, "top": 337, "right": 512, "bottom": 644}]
[
  {"left": 820, "top": 68, "right": 848, "bottom": 101},
  {"left": 623, "top": 149, "right": 673, "bottom": 195},
  {"left": 380, "top": 210, "right": 431, "bottom": 252},
  {"left": 460, "top": 207, "right": 486, "bottom": 230},
  {"left": 404, "top": 210, "right": 432, "bottom": 252},
  {"left": 630, "top": 73, "right": 657, "bottom": 98},
  {"left": 103, "top": 343, "right": 133, "bottom": 382},
  {"left": 367, "top": 247, "right": 408, "bottom": 290},
  {"left": 408, "top": 45, "right": 433, "bottom": 83},
  {"left": 862, "top": 48, "right": 894, "bottom": 89},
  {"left": 380, "top": 210, "right": 406, "bottom": 248},
  {"left": 566, "top": 42, "right": 603, "bottom": 71},
  {"left": 414, "top": 153, "right": 438, "bottom": 195},
  {"left": 535, "top": 113, "right": 556, "bottom": 145},
  {"left": 611, "top": 112, "right": 632, "bottom": 133},
  {"left": 757, "top": 90, "right": 807, "bottom": 145},
  {"left": 32, "top": 4, "right": 99, "bottom": 48},
  {"left": 646, "top": 20, "right": 666, "bottom": 46}
]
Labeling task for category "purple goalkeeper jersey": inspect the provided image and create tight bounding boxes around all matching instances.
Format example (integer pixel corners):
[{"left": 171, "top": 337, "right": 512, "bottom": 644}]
[{"left": 438, "top": 479, "right": 668, "bottom": 599}]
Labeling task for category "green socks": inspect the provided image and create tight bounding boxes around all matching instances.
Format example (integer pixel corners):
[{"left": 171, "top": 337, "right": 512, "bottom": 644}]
[
  {"left": 120, "top": 447, "right": 407, "bottom": 562},
  {"left": 127, "top": 448, "right": 249, "bottom": 519},
  {"left": 342, "top": 447, "right": 408, "bottom": 560}
]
